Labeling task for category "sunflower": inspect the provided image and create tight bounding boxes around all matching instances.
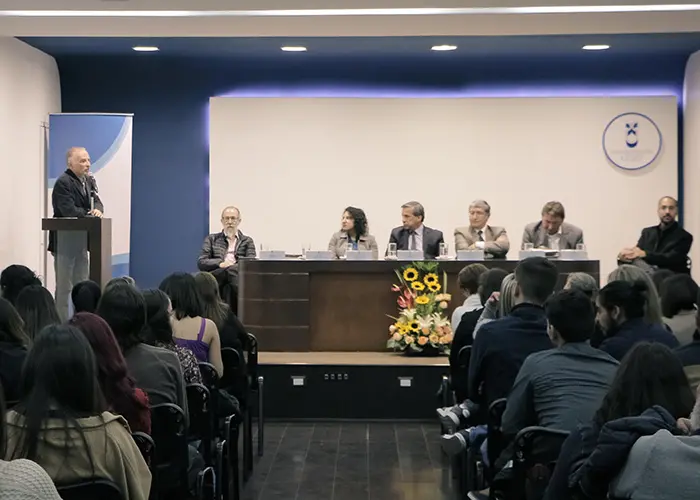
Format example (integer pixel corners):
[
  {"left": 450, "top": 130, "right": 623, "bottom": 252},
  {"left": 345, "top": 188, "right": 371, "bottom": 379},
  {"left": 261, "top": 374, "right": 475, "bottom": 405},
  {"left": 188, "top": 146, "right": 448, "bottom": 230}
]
[
  {"left": 409, "top": 320, "right": 420, "bottom": 332},
  {"left": 424, "top": 273, "right": 439, "bottom": 285},
  {"left": 403, "top": 268, "right": 419, "bottom": 282},
  {"left": 427, "top": 283, "right": 441, "bottom": 293},
  {"left": 415, "top": 295, "right": 430, "bottom": 305},
  {"left": 411, "top": 281, "right": 425, "bottom": 292}
]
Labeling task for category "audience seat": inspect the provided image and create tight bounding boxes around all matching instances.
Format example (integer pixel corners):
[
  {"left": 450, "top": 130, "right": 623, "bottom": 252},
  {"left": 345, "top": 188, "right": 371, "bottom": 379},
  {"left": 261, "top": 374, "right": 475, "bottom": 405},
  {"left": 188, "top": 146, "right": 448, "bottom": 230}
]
[
  {"left": 196, "top": 466, "right": 216, "bottom": 500},
  {"left": 131, "top": 432, "right": 157, "bottom": 500},
  {"left": 187, "top": 383, "right": 215, "bottom": 465},
  {"left": 150, "top": 403, "right": 189, "bottom": 499},
  {"left": 56, "top": 478, "right": 123, "bottom": 500}
]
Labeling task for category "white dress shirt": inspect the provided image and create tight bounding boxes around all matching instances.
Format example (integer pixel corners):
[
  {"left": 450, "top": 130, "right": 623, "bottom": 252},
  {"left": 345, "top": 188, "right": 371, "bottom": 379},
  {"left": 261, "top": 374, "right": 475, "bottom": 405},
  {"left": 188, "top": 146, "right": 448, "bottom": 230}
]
[
  {"left": 224, "top": 234, "right": 238, "bottom": 264},
  {"left": 410, "top": 224, "right": 425, "bottom": 251},
  {"left": 451, "top": 294, "right": 483, "bottom": 333},
  {"left": 547, "top": 227, "right": 562, "bottom": 250}
]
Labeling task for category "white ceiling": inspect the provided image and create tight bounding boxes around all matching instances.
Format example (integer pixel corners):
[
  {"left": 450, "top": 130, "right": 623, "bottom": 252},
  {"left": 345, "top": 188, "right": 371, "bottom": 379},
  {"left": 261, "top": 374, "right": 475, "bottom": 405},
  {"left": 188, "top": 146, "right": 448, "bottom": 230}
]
[{"left": 1, "top": 1, "right": 700, "bottom": 37}]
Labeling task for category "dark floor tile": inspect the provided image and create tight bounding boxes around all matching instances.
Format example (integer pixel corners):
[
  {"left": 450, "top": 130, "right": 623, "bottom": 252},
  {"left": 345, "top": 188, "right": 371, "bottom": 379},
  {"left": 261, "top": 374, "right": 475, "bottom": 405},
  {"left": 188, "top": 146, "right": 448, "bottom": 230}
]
[
  {"left": 312, "top": 424, "right": 341, "bottom": 442},
  {"left": 301, "top": 463, "right": 337, "bottom": 483},
  {"left": 339, "top": 423, "right": 368, "bottom": 441},
  {"left": 305, "top": 447, "right": 338, "bottom": 466},
  {"left": 368, "top": 423, "right": 396, "bottom": 441},
  {"left": 297, "top": 478, "right": 335, "bottom": 500},
  {"left": 266, "top": 463, "right": 306, "bottom": 483},
  {"left": 338, "top": 441, "right": 367, "bottom": 454},
  {"left": 333, "top": 481, "right": 370, "bottom": 500},
  {"left": 258, "top": 481, "right": 300, "bottom": 500}
]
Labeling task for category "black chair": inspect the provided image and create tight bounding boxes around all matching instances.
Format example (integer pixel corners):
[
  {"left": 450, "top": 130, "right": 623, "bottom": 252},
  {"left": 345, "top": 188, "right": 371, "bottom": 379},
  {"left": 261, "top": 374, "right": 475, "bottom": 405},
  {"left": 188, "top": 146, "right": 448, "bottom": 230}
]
[
  {"left": 57, "top": 479, "right": 123, "bottom": 500},
  {"left": 187, "top": 383, "right": 214, "bottom": 465},
  {"left": 196, "top": 466, "right": 216, "bottom": 500},
  {"left": 132, "top": 432, "right": 157, "bottom": 500},
  {"left": 225, "top": 414, "right": 242, "bottom": 500},
  {"left": 509, "top": 426, "right": 570, "bottom": 500},
  {"left": 216, "top": 439, "right": 228, "bottom": 500},
  {"left": 150, "top": 403, "right": 189, "bottom": 499},
  {"left": 245, "top": 333, "right": 264, "bottom": 461}
]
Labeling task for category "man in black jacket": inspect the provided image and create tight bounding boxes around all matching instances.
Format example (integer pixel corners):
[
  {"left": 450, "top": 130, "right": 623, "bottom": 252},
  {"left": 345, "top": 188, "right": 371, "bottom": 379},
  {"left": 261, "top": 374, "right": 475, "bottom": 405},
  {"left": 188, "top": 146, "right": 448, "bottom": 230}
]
[
  {"left": 618, "top": 196, "right": 693, "bottom": 273},
  {"left": 388, "top": 201, "right": 444, "bottom": 260},
  {"left": 50, "top": 147, "right": 103, "bottom": 319}
]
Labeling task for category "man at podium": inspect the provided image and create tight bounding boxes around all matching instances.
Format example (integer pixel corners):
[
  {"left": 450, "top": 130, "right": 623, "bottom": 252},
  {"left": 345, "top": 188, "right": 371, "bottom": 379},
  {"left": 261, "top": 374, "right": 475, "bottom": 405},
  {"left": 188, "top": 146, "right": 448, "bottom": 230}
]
[{"left": 49, "top": 147, "right": 103, "bottom": 319}]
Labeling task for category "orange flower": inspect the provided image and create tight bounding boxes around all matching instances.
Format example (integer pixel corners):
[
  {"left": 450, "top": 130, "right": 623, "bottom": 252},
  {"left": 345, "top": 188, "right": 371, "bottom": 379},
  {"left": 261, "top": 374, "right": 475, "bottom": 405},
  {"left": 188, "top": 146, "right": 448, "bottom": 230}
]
[
  {"left": 418, "top": 336, "right": 429, "bottom": 346},
  {"left": 429, "top": 333, "right": 439, "bottom": 344}
]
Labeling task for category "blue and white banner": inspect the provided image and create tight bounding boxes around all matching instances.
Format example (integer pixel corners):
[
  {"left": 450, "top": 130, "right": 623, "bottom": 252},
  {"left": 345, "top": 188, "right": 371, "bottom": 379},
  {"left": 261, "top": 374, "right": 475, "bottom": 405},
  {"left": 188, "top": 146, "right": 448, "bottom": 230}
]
[{"left": 47, "top": 113, "right": 133, "bottom": 278}]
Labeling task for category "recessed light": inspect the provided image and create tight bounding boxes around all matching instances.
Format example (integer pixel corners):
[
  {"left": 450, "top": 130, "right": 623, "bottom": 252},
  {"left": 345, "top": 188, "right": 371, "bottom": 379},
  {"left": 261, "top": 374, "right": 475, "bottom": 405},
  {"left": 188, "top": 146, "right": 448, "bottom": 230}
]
[
  {"left": 582, "top": 44, "right": 610, "bottom": 51},
  {"left": 431, "top": 44, "right": 457, "bottom": 52},
  {"left": 281, "top": 46, "right": 307, "bottom": 52},
  {"left": 132, "top": 46, "right": 160, "bottom": 52}
]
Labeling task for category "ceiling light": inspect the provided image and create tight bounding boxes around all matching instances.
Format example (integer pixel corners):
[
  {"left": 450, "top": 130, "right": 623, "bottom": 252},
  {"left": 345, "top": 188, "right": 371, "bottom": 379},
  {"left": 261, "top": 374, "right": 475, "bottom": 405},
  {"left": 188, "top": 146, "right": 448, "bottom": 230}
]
[
  {"left": 132, "top": 46, "right": 159, "bottom": 52},
  {"left": 582, "top": 44, "right": 610, "bottom": 51},
  {"left": 431, "top": 45, "right": 457, "bottom": 51},
  {"left": 281, "top": 46, "right": 307, "bottom": 52}
]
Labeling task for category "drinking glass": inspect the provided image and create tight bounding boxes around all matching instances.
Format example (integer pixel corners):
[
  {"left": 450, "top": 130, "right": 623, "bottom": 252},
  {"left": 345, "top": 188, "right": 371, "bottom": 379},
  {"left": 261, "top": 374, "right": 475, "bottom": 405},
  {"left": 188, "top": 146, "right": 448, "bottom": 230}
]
[
  {"left": 550, "top": 240, "right": 560, "bottom": 251},
  {"left": 576, "top": 243, "right": 586, "bottom": 251},
  {"left": 387, "top": 243, "right": 398, "bottom": 260},
  {"left": 523, "top": 243, "right": 534, "bottom": 251},
  {"left": 439, "top": 242, "right": 449, "bottom": 260}
]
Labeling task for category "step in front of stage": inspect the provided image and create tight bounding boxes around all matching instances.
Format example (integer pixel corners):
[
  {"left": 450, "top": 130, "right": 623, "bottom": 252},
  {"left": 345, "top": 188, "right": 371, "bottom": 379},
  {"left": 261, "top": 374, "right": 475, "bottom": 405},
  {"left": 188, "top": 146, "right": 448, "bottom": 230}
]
[{"left": 258, "top": 352, "right": 448, "bottom": 420}]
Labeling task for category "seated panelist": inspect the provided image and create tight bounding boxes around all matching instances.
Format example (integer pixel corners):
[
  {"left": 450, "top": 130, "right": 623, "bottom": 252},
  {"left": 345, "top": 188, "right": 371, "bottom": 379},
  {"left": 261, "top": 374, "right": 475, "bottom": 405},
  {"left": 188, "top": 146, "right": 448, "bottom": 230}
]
[
  {"left": 328, "top": 206, "right": 379, "bottom": 259},
  {"left": 388, "top": 201, "right": 444, "bottom": 260},
  {"left": 454, "top": 199, "right": 509, "bottom": 259},
  {"left": 522, "top": 201, "right": 584, "bottom": 250}
]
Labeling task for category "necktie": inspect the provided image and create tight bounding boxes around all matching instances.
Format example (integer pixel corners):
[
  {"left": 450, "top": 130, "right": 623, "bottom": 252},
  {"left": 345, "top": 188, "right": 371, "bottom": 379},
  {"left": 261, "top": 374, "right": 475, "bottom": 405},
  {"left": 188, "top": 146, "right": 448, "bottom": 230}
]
[
  {"left": 410, "top": 231, "right": 417, "bottom": 250},
  {"left": 478, "top": 230, "right": 484, "bottom": 242}
]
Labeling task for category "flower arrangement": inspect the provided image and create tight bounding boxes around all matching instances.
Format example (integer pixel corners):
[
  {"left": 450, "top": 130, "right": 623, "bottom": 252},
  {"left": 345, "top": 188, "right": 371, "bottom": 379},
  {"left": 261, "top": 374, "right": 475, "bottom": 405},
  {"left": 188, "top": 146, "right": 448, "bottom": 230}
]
[{"left": 387, "top": 261, "right": 453, "bottom": 355}]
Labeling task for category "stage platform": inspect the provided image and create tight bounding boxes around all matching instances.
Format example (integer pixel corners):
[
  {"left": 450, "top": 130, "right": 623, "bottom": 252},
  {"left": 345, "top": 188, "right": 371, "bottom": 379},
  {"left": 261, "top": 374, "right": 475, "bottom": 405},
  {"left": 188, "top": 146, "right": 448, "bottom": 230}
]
[{"left": 258, "top": 352, "right": 449, "bottom": 420}]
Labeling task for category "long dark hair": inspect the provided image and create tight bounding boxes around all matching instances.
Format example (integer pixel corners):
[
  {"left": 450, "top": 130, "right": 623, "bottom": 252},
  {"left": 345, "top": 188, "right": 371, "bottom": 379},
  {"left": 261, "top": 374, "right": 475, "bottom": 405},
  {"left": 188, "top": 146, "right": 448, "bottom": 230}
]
[
  {"left": 660, "top": 274, "right": 698, "bottom": 318},
  {"left": 11, "top": 325, "right": 105, "bottom": 468},
  {"left": 0, "top": 297, "right": 30, "bottom": 347},
  {"left": 593, "top": 342, "right": 695, "bottom": 428},
  {"left": 69, "top": 313, "right": 149, "bottom": 431},
  {"left": 0, "top": 265, "right": 41, "bottom": 305},
  {"left": 343, "top": 206, "right": 368, "bottom": 237},
  {"left": 142, "top": 289, "right": 176, "bottom": 346},
  {"left": 71, "top": 280, "right": 102, "bottom": 314},
  {"left": 598, "top": 279, "right": 648, "bottom": 322},
  {"left": 159, "top": 272, "right": 205, "bottom": 320},
  {"left": 96, "top": 282, "right": 146, "bottom": 354},
  {"left": 14, "top": 285, "right": 60, "bottom": 341},
  {"left": 194, "top": 272, "right": 229, "bottom": 330}
]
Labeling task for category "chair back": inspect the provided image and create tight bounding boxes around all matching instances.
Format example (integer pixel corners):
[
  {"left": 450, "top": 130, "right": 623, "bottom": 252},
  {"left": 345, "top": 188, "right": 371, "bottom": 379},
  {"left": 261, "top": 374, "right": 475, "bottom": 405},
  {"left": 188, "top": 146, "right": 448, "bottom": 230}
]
[
  {"left": 246, "top": 333, "right": 259, "bottom": 391},
  {"left": 198, "top": 362, "right": 219, "bottom": 391},
  {"left": 196, "top": 466, "right": 216, "bottom": 500},
  {"left": 186, "top": 383, "right": 213, "bottom": 464},
  {"left": 132, "top": 432, "right": 155, "bottom": 466},
  {"left": 220, "top": 347, "right": 244, "bottom": 393},
  {"left": 150, "top": 403, "right": 189, "bottom": 492},
  {"left": 457, "top": 345, "right": 471, "bottom": 369},
  {"left": 486, "top": 398, "right": 508, "bottom": 476},
  {"left": 513, "top": 426, "right": 570, "bottom": 500},
  {"left": 57, "top": 478, "right": 123, "bottom": 500}
]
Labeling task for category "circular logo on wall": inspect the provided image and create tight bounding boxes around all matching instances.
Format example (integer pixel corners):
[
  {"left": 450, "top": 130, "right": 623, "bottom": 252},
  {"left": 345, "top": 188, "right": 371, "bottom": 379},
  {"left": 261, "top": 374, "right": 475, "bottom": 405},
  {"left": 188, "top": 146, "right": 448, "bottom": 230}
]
[{"left": 602, "top": 112, "right": 662, "bottom": 170}]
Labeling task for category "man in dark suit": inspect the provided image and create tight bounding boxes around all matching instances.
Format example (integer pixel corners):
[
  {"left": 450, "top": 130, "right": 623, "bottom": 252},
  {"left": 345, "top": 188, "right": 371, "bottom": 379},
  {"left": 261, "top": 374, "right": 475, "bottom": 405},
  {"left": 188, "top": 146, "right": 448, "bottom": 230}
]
[
  {"left": 388, "top": 201, "right": 444, "bottom": 259},
  {"left": 618, "top": 196, "right": 693, "bottom": 273},
  {"left": 198, "top": 206, "right": 256, "bottom": 310},
  {"left": 50, "top": 147, "right": 104, "bottom": 320}
]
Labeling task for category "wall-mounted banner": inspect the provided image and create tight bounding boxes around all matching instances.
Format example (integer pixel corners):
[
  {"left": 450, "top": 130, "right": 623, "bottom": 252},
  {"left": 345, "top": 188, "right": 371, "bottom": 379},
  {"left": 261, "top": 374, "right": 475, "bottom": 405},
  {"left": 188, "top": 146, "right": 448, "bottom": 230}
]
[
  {"left": 603, "top": 112, "right": 662, "bottom": 170},
  {"left": 47, "top": 113, "right": 133, "bottom": 277}
]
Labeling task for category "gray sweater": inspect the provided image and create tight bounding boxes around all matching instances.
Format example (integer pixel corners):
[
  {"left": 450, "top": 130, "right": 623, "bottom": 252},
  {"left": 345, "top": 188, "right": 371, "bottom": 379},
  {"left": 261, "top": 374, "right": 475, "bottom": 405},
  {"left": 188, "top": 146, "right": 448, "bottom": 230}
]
[{"left": 611, "top": 430, "right": 700, "bottom": 499}]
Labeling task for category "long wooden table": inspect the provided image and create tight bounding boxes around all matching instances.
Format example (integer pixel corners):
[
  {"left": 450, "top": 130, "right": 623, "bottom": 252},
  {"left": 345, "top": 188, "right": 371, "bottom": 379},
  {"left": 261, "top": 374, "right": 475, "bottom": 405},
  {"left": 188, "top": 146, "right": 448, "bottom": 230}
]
[{"left": 238, "top": 259, "right": 600, "bottom": 352}]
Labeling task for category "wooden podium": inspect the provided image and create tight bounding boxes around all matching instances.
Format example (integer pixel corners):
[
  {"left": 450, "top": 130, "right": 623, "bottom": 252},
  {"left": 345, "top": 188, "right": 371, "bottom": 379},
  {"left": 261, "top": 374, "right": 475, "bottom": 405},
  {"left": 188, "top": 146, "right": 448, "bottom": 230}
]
[{"left": 42, "top": 217, "right": 112, "bottom": 287}]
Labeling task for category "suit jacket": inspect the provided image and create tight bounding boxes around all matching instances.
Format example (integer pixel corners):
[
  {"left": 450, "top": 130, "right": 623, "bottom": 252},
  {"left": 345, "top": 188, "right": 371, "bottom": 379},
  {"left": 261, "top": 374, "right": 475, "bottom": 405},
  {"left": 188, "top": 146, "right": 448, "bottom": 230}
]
[
  {"left": 197, "top": 230, "right": 256, "bottom": 271},
  {"left": 454, "top": 225, "right": 510, "bottom": 258},
  {"left": 521, "top": 221, "right": 584, "bottom": 250},
  {"left": 636, "top": 222, "right": 693, "bottom": 273},
  {"left": 328, "top": 231, "right": 379, "bottom": 259},
  {"left": 48, "top": 169, "right": 104, "bottom": 252},
  {"left": 388, "top": 225, "right": 444, "bottom": 260}
]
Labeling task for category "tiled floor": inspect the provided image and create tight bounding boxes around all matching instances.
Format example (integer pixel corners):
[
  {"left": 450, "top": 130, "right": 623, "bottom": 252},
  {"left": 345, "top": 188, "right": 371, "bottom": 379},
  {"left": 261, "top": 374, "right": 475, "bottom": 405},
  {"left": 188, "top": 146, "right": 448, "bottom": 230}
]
[{"left": 244, "top": 422, "right": 455, "bottom": 500}]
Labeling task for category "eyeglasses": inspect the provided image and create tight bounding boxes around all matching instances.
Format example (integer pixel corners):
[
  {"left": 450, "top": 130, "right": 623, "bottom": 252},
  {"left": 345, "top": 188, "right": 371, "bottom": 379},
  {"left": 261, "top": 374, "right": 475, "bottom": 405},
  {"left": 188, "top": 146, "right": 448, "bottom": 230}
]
[{"left": 222, "top": 217, "right": 240, "bottom": 222}]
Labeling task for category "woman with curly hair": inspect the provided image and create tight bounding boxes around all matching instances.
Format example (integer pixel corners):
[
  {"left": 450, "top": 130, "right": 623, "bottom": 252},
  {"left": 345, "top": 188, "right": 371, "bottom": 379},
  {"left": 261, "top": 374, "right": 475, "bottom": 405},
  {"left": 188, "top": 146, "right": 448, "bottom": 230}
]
[{"left": 327, "top": 206, "right": 379, "bottom": 259}]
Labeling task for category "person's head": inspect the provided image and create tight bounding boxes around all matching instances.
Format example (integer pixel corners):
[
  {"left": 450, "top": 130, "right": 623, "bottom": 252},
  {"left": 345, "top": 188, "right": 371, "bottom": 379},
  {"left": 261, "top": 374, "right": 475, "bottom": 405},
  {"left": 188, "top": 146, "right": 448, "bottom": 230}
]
[
  {"left": 564, "top": 272, "right": 599, "bottom": 301},
  {"left": 477, "top": 268, "right": 509, "bottom": 306},
  {"left": 597, "top": 279, "right": 648, "bottom": 333},
  {"left": 221, "top": 206, "right": 241, "bottom": 236},
  {"left": 401, "top": 201, "right": 425, "bottom": 231},
  {"left": 142, "top": 288, "right": 175, "bottom": 346},
  {"left": 545, "top": 289, "right": 595, "bottom": 346},
  {"left": 594, "top": 342, "right": 695, "bottom": 427},
  {"left": 660, "top": 274, "right": 698, "bottom": 318},
  {"left": 0, "top": 265, "right": 41, "bottom": 306},
  {"left": 105, "top": 276, "right": 136, "bottom": 292},
  {"left": 468, "top": 200, "right": 491, "bottom": 230},
  {"left": 651, "top": 269, "right": 675, "bottom": 294},
  {"left": 458, "top": 264, "right": 488, "bottom": 297},
  {"left": 96, "top": 282, "right": 146, "bottom": 353},
  {"left": 608, "top": 264, "right": 663, "bottom": 325},
  {"left": 11, "top": 324, "right": 105, "bottom": 461},
  {"left": 513, "top": 257, "right": 558, "bottom": 306},
  {"left": 66, "top": 147, "right": 91, "bottom": 178},
  {"left": 14, "top": 285, "right": 60, "bottom": 341},
  {"left": 341, "top": 206, "right": 368, "bottom": 237},
  {"left": 0, "top": 297, "right": 30, "bottom": 347},
  {"left": 193, "top": 272, "right": 229, "bottom": 330},
  {"left": 541, "top": 201, "right": 566, "bottom": 235},
  {"left": 159, "top": 272, "right": 205, "bottom": 321},
  {"left": 658, "top": 196, "right": 678, "bottom": 226},
  {"left": 499, "top": 274, "right": 518, "bottom": 317},
  {"left": 71, "top": 280, "right": 102, "bottom": 314}
]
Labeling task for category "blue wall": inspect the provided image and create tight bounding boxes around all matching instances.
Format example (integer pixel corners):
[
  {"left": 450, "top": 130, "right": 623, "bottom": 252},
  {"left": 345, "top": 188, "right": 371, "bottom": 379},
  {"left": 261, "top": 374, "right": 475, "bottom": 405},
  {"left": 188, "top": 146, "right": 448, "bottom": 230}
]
[{"left": 57, "top": 54, "right": 688, "bottom": 287}]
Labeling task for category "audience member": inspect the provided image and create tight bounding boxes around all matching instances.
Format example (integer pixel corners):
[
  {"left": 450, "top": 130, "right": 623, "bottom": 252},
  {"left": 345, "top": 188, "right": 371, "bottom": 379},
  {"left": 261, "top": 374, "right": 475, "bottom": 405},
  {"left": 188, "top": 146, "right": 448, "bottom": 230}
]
[
  {"left": 96, "top": 281, "right": 189, "bottom": 421},
  {"left": 195, "top": 271, "right": 248, "bottom": 352},
  {"left": 608, "top": 264, "right": 664, "bottom": 325},
  {"left": 0, "top": 381, "right": 61, "bottom": 499},
  {"left": 142, "top": 289, "right": 203, "bottom": 385},
  {"left": 596, "top": 280, "right": 679, "bottom": 361},
  {"left": 473, "top": 272, "right": 517, "bottom": 337},
  {"left": 544, "top": 342, "right": 695, "bottom": 500},
  {"left": 69, "top": 312, "right": 151, "bottom": 434},
  {"left": 4, "top": 325, "right": 151, "bottom": 500},
  {"left": 660, "top": 273, "right": 699, "bottom": 345},
  {"left": 0, "top": 265, "right": 41, "bottom": 306},
  {"left": 70, "top": 280, "right": 102, "bottom": 314},
  {"left": 651, "top": 268, "right": 674, "bottom": 294},
  {"left": 105, "top": 276, "right": 137, "bottom": 291},
  {"left": 676, "top": 288, "right": 700, "bottom": 392},
  {"left": 0, "top": 297, "right": 30, "bottom": 402},
  {"left": 159, "top": 272, "right": 224, "bottom": 377},
  {"left": 451, "top": 263, "right": 489, "bottom": 333},
  {"left": 14, "top": 285, "right": 60, "bottom": 341},
  {"left": 564, "top": 272, "right": 604, "bottom": 347}
]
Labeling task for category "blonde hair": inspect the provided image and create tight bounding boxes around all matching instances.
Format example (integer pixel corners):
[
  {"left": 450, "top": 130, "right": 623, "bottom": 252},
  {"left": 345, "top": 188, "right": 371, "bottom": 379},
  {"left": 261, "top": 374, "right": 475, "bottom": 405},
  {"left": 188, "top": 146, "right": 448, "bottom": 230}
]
[
  {"left": 607, "top": 264, "right": 664, "bottom": 325},
  {"left": 499, "top": 273, "right": 517, "bottom": 317}
]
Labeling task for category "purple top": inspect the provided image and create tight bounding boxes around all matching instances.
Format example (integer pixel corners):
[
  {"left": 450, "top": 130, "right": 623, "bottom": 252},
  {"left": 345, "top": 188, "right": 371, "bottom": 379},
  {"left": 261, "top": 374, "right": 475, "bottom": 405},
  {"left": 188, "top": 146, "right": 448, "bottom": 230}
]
[{"left": 174, "top": 317, "right": 210, "bottom": 363}]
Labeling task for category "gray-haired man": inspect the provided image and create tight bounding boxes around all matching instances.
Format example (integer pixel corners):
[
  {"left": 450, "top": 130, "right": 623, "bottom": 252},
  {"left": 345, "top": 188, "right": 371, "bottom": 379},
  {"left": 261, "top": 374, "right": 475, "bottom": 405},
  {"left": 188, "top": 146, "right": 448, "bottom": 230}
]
[{"left": 454, "top": 200, "right": 510, "bottom": 258}]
